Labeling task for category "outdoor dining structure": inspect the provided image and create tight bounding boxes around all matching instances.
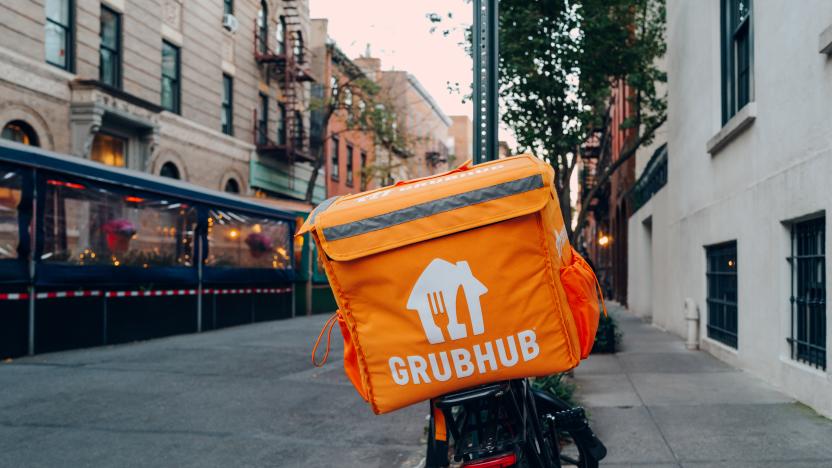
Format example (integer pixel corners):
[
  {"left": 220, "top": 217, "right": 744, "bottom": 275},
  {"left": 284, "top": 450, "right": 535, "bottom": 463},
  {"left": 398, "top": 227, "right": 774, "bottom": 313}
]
[{"left": 0, "top": 140, "right": 299, "bottom": 359}]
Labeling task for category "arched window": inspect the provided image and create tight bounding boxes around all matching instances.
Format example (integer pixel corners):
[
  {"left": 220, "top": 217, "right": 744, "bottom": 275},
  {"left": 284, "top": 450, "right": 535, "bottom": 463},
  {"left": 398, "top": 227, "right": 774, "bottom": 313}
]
[
  {"left": 276, "top": 16, "right": 286, "bottom": 55},
  {"left": 293, "top": 31, "right": 304, "bottom": 63},
  {"left": 224, "top": 178, "right": 240, "bottom": 194},
  {"left": 159, "top": 162, "right": 180, "bottom": 179},
  {"left": 257, "top": 1, "right": 268, "bottom": 53},
  {"left": 1, "top": 120, "right": 39, "bottom": 147}
]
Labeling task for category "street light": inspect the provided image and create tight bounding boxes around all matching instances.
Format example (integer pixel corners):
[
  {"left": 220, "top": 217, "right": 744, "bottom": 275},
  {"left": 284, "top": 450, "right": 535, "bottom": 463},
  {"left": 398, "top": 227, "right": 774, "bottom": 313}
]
[{"left": 598, "top": 234, "right": 610, "bottom": 247}]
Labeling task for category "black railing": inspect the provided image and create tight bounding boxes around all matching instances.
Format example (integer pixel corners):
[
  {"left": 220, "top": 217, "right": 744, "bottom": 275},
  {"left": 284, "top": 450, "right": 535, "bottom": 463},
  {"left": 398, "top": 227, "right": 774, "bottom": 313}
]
[
  {"left": 632, "top": 143, "right": 667, "bottom": 212},
  {"left": 706, "top": 242, "right": 739, "bottom": 348},
  {"left": 788, "top": 217, "right": 826, "bottom": 369}
]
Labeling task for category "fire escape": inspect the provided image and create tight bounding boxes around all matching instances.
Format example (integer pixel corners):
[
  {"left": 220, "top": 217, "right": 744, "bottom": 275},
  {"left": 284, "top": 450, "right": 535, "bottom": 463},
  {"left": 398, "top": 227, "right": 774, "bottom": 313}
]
[
  {"left": 252, "top": 0, "right": 316, "bottom": 167},
  {"left": 579, "top": 112, "right": 611, "bottom": 219}
]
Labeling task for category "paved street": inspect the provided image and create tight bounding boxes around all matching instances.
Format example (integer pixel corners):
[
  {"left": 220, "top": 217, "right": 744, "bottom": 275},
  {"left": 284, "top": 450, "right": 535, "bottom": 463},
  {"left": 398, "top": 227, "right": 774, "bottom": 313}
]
[
  {"left": 0, "top": 315, "right": 424, "bottom": 468},
  {"left": 573, "top": 303, "right": 832, "bottom": 467}
]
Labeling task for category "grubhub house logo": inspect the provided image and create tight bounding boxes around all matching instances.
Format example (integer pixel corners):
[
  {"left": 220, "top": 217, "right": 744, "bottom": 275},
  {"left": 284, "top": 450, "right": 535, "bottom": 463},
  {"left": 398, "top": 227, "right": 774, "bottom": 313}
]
[{"left": 388, "top": 258, "right": 541, "bottom": 386}]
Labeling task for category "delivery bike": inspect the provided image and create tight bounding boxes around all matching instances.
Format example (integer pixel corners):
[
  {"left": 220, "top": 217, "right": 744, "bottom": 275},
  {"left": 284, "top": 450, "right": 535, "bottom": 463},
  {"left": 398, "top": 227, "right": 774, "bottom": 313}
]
[{"left": 425, "top": 378, "right": 606, "bottom": 467}]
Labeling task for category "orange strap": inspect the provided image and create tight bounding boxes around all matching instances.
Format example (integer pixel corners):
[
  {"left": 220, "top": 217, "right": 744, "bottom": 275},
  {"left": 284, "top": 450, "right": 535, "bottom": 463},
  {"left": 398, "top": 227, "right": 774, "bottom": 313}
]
[
  {"left": 432, "top": 401, "right": 447, "bottom": 442},
  {"left": 312, "top": 312, "right": 339, "bottom": 367},
  {"left": 594, "top": 275, "right": 608, "bottom": 317}
]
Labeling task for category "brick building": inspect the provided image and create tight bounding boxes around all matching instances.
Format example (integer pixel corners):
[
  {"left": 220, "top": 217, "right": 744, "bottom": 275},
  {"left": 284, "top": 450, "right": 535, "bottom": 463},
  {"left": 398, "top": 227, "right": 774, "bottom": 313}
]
[
  {"left": 308, "top": 19, "right": 375, "bottom": 197},
  {"left": 579, "top": 79, "right": 637, "bottom": 302},
  {"left": 0, "top": 0, "right": 324, "bottom": 205}
]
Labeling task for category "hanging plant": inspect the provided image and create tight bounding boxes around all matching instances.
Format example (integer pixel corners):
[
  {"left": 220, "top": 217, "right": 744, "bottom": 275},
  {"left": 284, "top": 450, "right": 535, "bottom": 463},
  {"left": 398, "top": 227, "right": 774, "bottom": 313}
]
[
  {"left": 102, "top": 218, "right": 137, "bottom": 254},
  {"left": 245, "top": 232, "right": 273, "bottom": 258}
]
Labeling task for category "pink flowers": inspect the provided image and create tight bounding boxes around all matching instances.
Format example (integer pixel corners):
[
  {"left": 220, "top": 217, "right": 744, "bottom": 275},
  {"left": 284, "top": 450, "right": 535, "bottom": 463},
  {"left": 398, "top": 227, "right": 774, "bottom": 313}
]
[
  {"left": 102, "top": 219, "right": 137, "bottom": 238},
  {"left": 102, "top": 219, "right": 137, "bottom": 254},
  {"left": 245, "top": 232, "right": 273, "bottom": 258}
]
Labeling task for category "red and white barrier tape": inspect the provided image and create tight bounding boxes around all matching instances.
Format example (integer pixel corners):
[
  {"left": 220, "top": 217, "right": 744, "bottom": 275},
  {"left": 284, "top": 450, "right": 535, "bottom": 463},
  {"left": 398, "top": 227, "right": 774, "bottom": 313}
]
[
  {"left": 0, "top": 288, "right": 291, "bottom": 301},
  {"left": 0, "top": 292, "right": 29, "bottom": 301}
]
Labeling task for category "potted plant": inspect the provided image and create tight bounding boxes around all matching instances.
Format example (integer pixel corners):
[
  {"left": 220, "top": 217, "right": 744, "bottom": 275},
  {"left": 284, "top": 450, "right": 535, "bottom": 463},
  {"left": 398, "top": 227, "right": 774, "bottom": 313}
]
[
  {"left": 245, "top": 232, "right": 273, "bottom": 258},
  {"left": 102, "top": 218, "right": 137, "bottom": 254}
]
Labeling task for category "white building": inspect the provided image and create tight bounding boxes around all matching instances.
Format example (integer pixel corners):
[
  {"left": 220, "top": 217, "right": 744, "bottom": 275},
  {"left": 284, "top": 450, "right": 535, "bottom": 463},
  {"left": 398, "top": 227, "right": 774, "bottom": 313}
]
[{"left": 628, "top": 0, "right": 832, "bottom": 418}]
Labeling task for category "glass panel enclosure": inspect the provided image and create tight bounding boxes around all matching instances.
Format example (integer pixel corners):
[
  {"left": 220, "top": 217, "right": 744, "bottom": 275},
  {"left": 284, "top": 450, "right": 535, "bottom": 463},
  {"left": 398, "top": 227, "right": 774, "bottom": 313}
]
[
  {"left": 205, "top": 209, "right": 290, "bottom": 269},
  {"left": 0, "top": 167, "right": 23, "bottom": 260},
  {"left": 41, "top": 176, "right": 196, "bottom": 268}
]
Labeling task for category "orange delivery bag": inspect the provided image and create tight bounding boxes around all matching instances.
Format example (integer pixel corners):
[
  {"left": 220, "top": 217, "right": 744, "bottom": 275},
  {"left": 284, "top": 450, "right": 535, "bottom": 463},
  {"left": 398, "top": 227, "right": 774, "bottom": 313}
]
[{"left": 298, "top": 154, "right": 603, "bottom": 414}]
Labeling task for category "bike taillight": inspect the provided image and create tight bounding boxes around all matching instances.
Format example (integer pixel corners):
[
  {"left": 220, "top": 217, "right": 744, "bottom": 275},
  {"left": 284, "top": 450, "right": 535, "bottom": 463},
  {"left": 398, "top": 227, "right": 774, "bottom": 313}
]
[{"left": 461, "top": 452, "right": 517, "bottom": 468}]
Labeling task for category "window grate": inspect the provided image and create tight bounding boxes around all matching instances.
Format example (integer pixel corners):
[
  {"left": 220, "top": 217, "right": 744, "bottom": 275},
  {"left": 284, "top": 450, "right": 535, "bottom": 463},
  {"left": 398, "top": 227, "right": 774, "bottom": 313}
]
[
  {"left": 789, "top": 217, "right": 826, "bottom": 370},
  {"left": 706, "top": 242, "right": 738, "bottom": 348}
]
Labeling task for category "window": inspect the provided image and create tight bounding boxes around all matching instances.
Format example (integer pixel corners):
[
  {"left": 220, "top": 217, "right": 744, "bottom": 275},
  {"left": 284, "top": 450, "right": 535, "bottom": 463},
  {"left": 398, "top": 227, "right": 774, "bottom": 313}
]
[
  {"left": 360, "top": 152, "right": 367, "bottom": 190},
  {"left": 330, "top": 76, "right": 338, "bottom": 99},
  {"left": 41, "top": 178, "right": 197, "bottom": 268},
  {"left": 357, "top": 99, "right": 366, "bottom": 122},
  {"left": 1, "top": 121, "right": 39, "bottom": 147},
  {"left": 257, "top": 93, "right": 268, "bottom": 145},
  {"left": 277, "top": 103, "right": 286, "bottom": 145},
  {"left": 344, "top": 88, "right": 353, "bottom": 123},
  {"left": 293, "top": 111, "right": 304, "bottom": 149},
  {"left": 161, "top": 41, "right": 180, "bottom": 113},
  {"left": 721, "top": 0, "right": 752, "bottom": 123},
  {"left": 346, "top": 145, "right": 354, "bottom": 187},
  {"left": 257, "top": 1, "right": 268, "bottom": 53},
  {"left": 45, "top": 0, "right": 73, "bottom": 71},
  {"left": 159, "top": 162, "right": 180, "bottom": 179},
  {"left": 99, "top": 6, "right": 121, "bottom": 88},
  {"left": 277, "top": 16, "right": 286, "bottom": 55},
  {"left": 330, "top": 136, "right": 340, "bottom": 181},
  {"left": 222, "top": 75, "right": 233, "bottom": 135},
  {"left": 223, "top": 0, "right": 233, "bottom": 15},
  {"left": 789, "top": 217, "right": 826, "bottom": 370},
  {"left": 90, "top": 133, "right": 126, "bottom": 167},
  {"left": 293, "top": 31, "right": 304, "bottom": 63},
  {"left": 224, "top": 178, "right": 240, "bottom": 194},
  {"left": 706, "top": 242, "right": 738, "bottom": 348}
]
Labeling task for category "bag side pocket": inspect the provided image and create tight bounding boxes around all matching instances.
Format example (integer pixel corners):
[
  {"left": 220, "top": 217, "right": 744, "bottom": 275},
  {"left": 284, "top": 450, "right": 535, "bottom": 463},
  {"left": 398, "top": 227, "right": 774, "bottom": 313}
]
[
  {"left": 337, "top": 313, "right": 369, "bottom": 401},
  {"left": 559, "top": 248, "right": 604, "bottom": 359}
]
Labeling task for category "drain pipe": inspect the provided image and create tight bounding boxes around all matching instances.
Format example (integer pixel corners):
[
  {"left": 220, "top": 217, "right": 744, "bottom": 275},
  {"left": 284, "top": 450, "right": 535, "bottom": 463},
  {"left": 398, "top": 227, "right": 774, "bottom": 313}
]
[{"left": 683, "top": 298, "right": 699, "bottom": 350}]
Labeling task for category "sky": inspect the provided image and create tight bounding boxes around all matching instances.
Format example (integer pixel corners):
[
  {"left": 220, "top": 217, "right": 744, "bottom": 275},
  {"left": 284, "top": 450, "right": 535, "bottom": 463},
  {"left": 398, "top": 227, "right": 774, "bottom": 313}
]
[{"left": 309, "top": 0, "right": 474, "bottom": 120}]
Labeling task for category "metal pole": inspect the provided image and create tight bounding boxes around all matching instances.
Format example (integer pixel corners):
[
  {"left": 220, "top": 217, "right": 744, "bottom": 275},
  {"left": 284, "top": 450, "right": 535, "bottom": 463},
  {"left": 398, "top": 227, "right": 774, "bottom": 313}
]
[
  {"left": 27, "top": 169, "right": 37, "bottom": 356},
  {"left": 196, "top": 234, "right": 203, "bottom": 332},
  {"left": 473, "top": 0, "right": 499, "bottom": 164}
]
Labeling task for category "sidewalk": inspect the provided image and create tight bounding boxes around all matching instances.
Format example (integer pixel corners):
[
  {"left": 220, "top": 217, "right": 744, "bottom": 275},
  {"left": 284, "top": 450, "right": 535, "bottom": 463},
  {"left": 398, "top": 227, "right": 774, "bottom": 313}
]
[
  {"left": 0, "top": 315, "right": 423, "bottom": 468},
  {"left": 572, "top": 303, "right": 832, "bottom": 467}
]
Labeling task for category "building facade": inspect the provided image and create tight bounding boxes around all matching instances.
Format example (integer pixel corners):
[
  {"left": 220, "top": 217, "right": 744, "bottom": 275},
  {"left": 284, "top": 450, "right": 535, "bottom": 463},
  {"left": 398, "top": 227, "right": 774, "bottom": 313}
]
[
  {"left": 449, "top": 115, "right": 471, "bottom": 165},
  {"left": 628, "top": 0, "right": 832, "bottom": 417},
  {"left": 354, "top": 55, "right": 451, "bottom": 182},
  {"left": 0, "top": 0, "right": 324, "bottom": 205}
]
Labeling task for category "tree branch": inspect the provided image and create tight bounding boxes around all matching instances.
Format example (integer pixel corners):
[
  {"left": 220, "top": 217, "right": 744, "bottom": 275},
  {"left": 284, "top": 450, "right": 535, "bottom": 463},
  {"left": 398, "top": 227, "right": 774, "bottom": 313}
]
[{"left": 573, "top": 113, "right": 666, "bottom": 240}]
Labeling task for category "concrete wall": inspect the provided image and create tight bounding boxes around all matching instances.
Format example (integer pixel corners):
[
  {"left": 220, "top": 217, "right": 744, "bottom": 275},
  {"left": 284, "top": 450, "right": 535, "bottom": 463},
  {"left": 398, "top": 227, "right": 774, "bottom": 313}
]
[{"left": 628, "top": 0, "right": 832, "bottom": 418}]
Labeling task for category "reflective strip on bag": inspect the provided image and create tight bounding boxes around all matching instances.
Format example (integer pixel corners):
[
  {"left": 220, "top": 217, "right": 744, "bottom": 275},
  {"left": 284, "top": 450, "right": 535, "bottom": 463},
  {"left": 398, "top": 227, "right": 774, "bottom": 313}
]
[{"left": 322, "top": 174, "right": 544, "bottom": 241}]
